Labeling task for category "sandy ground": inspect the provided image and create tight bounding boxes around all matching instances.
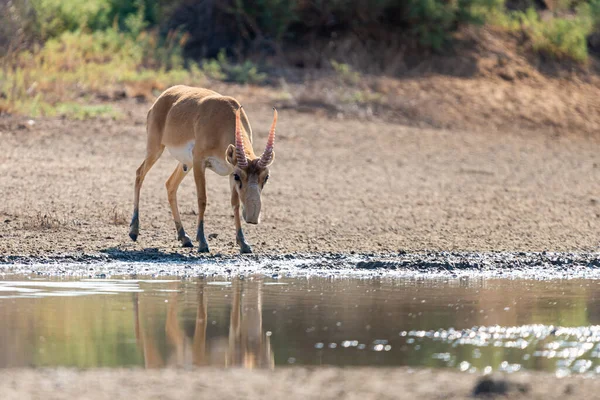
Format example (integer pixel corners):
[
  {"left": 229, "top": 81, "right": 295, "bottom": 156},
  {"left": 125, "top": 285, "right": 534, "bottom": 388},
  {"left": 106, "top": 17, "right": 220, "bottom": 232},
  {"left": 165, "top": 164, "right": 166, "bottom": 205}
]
[
  {"left": 1, "top": 367, "right": 598, "bottom": 400},
  {"left": 0, "top": 94, "right": 599, "bottom": 259}
]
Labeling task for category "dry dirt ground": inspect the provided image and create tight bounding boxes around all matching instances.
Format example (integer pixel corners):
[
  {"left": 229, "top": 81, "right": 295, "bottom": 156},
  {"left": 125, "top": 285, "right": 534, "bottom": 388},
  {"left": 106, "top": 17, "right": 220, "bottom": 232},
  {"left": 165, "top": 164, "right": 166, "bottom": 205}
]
[
  {"left": 0, "top": 84, "right": 599, "bottom": 258},
  {"left": 1, "top": 367, "right": 598, "bottom": 400}
]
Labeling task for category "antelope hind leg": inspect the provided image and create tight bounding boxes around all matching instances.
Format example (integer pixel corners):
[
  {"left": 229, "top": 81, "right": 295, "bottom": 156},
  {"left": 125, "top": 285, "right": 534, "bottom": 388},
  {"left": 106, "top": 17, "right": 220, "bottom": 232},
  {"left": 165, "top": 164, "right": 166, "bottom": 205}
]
[
  {"left": 166, "top": 163, "right": 193, "bottom": 247},
  {"left": 130, "top": 147, "right": 164, "bottom": 241}
]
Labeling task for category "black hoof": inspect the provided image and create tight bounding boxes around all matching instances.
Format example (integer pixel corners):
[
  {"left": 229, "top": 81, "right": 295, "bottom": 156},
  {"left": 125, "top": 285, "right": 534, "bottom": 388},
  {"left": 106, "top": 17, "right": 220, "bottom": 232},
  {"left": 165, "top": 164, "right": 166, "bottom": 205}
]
[
  {"left": 198, "top": 245, "right": 210, "bottom": 253},
  {"left": 240, "top": 244, "right": 253, "bottom": 254},
  {"left": 179, "top": 232, "right": 193, "bottom": 248},
  {"left": 129, "top": 232, "right": 138, "bottom": 242}
]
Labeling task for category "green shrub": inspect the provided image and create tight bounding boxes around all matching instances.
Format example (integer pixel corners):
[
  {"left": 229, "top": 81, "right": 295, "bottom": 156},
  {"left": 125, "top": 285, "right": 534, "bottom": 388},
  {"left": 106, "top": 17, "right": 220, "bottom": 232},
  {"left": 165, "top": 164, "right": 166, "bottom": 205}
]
[
  {"left": 406, "top": 0, "right": 501, "bottom": 49},
  {"left": 504, "top": 7, "right": 593, "bottom": 62},
  {"left": 225, "top": 0, "right": 298, "bottom": 42},
  {"left": 19, "top": 0, "right": 600, "bottom": 61},
  {"left": 530, "top": 16, "right": 591, "bottom": 62},
  {"left": 30, "top": 0, "right": 112, "bottom": 38},
  {"left": 226, "top": 61, "right": 267, "bottom": 84},
  {"left": 5, "top": 0, "right": 600, "bottom": 120},
  {"left": 331, "top": 61, "right": 361, "bottom": 85},
  {"left": 54, "top": 103, "right": 121, "bottom": 119},
  {"left": 344, "top": 90, "right": 385, "bottom": 104},
  {"left": 29, "top": 0, "right": 161, "bottom": 40},
  {"left": 202, "top": 50, "right": 266, "bottom": 84},
  {"left": 122, "top": 1, "right": 149, "bottom": 37},
  {"left": 220, "top": 0, "right": 502, "bottom": 52},
  {"left": 578, "top": 0, "right": 600, "bottom": 28},
  {"left": 485, "top": 4, "right": 594, "bottom": 63},
  {"left": 201, "top": 59, "right": 226, "bottom": 81},
  {"left": 0, "top": 26, "right": 191, "bottom": 117}
]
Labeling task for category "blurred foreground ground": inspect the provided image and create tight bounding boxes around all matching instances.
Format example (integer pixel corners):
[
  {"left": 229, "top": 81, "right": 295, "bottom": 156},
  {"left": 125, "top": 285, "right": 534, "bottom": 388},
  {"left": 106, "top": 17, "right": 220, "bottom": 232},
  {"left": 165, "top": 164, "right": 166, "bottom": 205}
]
[
  {"left": 0, "top": 77, "right": 599, "bottom": 258},
  {"left": 1, "top": 367, "right": 597, "bottom": 400}
]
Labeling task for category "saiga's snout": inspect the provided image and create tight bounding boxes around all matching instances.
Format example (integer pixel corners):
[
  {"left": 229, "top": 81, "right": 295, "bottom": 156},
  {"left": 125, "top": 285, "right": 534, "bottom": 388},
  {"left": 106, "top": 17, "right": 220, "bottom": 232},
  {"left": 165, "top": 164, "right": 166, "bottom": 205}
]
[
  {"left": 242, "top": 203, "right": 261, "bottom": 224},
  {"left": 242, "top": 186, "right": 262, "bottom": 224}
]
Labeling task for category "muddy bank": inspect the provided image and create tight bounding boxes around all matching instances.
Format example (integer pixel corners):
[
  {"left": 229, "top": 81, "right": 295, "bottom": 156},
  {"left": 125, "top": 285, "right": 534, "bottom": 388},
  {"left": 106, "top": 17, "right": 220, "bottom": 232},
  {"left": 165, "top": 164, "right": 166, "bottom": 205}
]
[
  {"left": 0, "top": 367, "right": 595, "bottom": 400},
  {"left": 1, "top": 251, "right": 599, "bottom": 279}
]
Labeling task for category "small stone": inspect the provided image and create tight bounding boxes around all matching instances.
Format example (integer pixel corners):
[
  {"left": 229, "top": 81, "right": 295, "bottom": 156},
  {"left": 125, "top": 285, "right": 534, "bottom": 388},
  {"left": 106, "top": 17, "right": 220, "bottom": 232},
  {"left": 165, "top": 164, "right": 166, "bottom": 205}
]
[{"left": 498, "top": 67, "right": 516, "bottom": 81}]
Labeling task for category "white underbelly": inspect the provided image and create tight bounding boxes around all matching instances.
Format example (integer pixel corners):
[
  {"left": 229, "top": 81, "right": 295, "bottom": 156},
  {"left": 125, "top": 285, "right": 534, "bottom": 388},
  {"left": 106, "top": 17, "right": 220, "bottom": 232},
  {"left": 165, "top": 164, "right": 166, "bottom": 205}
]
[
  {"left": 206, "top": 156, "right": 233, "bottom": 176},
  {"left": 166, "top": 141, "right": 232, "bottom": 176},
  {"left": 167, "top": 141, "right": 194, "bottom": 167}
]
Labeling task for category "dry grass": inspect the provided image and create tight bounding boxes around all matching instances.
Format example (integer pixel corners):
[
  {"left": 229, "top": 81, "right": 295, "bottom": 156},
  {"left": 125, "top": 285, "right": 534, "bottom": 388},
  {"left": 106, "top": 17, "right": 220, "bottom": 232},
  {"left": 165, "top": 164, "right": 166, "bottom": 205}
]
[
  {"left": 110, "top": 206, "right": 128, "bottom": 226},
  {"left": 0, "top": 29, "right": 201, "bottom": 118},
  {"left": 28, "top": 212, "right": 68, "bottom": 230}
]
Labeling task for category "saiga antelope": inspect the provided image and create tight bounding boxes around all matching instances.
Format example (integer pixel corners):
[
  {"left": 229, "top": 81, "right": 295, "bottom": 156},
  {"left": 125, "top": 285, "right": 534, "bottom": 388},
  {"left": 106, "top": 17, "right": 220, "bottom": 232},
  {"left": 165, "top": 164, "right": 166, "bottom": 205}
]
[{"left": 129, "top": 85, "right": 277, "bottom": 253}]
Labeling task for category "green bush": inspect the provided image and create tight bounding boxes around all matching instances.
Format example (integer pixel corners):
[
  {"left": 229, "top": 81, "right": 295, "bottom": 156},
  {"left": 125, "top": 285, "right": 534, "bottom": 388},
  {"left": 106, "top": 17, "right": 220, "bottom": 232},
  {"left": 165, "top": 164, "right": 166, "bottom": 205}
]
[
  {"left": 502, "top": 7, "right": 593, "bottom": 62},
  {"left": 54, "top": 103, "right": 121, "bottom": 119},
  {"left": 30, "top": 0, "right": 112, "bottom": 38},
  {"left": 28, "top": 0, "right": 161, "bottom": 40},
  {"left": 201, "top": 58, "right": 227, "bottom": 81},
  {"left": 5, "top": 0, "right": 600, "bottom": 121},
  {"left": 226, "top": 60, "right": 267, "bottom": 84},
  {"left": 223, "top": 0, "right": 501, "bottom": 51},
  {"left": 224, "top": 0, "right": 298, "bottom": 43},
  {"left": 331, "top": 61, "right": 361, "bottom": 85},
  {"left": 17, "top": 0, "right": 600, "bottom": 60},
  {"left": 0, "top": 25, "right": 191, "bottom": 117},
  {"left": 483, "top": 3, "right": 596, "bottom": 63},
  {"left": 530, "top": 15, "right": 591, "bottom": 62},
  {"left": 202, "top": 50, "right": 266, "bottom": 84},
  {"left": 407, "top": 0, "right": 501, "bottom": 49},
  {"left": 578, "top": 0, "right": 600, "bottom": 28}
]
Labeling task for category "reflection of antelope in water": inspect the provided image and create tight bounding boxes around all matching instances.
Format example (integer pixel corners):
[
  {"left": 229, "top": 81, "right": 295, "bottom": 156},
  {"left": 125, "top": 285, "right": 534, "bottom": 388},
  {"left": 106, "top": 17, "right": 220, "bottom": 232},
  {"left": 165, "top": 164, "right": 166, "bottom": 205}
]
[{"left": 133, "top": 279, "right": 274, "bottom": 369}]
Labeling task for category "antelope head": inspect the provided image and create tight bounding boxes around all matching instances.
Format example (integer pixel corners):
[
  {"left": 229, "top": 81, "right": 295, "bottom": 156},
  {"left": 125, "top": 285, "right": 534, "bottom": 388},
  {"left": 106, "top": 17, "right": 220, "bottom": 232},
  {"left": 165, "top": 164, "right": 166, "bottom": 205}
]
[{"left": 226, "top": 107, "right": 277, "bottom": 225}]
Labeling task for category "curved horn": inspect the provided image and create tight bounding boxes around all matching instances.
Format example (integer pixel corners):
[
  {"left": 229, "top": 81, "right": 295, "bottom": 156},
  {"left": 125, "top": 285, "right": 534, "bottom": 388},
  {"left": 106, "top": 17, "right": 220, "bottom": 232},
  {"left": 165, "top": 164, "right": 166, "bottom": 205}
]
[
  {"left": 235, "top": 106, "right": 248, "bottom": 168},
  {"left": 258, "top": 108, "right": 277, "bottom": 169}
]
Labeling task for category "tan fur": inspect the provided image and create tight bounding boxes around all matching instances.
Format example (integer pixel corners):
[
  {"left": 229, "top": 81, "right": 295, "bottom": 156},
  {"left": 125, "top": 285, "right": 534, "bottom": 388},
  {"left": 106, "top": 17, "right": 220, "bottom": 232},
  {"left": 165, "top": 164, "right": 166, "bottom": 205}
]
[
  {"left": 129, "top": 85, "right": 275, "bottom": 253},
  {"left": 148, "top": 85, "right": 254, "bottom": 156}
]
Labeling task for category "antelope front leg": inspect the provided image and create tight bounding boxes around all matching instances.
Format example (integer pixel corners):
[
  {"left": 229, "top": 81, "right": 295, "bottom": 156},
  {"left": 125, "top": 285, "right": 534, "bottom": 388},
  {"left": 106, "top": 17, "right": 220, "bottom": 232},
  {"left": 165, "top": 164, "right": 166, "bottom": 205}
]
[
  {"left": 193, "top": 163, "right": 210, "bottom": 253},
  {"left": 231, "top": 190, "right": 252, "bottom": 254}
]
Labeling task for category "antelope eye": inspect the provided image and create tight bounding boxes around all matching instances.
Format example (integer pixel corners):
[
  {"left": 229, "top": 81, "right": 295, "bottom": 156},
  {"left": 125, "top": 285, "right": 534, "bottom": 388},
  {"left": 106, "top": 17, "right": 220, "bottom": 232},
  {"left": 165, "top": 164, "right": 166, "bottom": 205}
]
[
  {"left": 264, "top": 175, "right": 269, "bottom": 183},
  {"left": 234, "top": 174, "right": 241, "bottom": 181}
]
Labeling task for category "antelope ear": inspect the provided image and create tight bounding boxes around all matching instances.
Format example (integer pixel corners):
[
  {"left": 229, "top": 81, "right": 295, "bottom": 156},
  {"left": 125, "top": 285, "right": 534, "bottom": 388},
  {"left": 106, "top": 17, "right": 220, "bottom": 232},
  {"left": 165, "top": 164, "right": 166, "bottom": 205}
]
[{"left": 225, "top": 144, "right": 236, "bottom": 166}]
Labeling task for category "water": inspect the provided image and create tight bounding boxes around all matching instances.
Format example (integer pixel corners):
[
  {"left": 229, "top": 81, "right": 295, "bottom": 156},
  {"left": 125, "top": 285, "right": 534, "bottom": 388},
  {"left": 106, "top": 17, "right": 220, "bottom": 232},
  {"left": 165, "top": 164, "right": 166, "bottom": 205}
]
[{"left": 2, "top": 274, "right": 600, "bottom": 375}]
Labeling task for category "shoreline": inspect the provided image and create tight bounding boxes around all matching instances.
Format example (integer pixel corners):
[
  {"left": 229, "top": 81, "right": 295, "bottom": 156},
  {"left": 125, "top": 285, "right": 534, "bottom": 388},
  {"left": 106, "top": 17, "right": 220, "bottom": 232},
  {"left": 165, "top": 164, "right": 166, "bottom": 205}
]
[
  {"left": 0, "top": 367, "right": 596, "bottom": 400},
  {"left": 1, "top": 251, "right": 599, "bottom": 279}
]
